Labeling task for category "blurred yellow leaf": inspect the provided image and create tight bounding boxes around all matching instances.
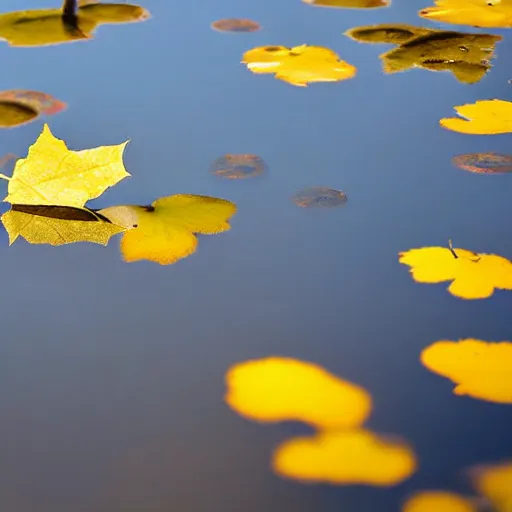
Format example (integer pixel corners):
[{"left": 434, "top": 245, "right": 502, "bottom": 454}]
[
  {"left": 398, "top": 245, "right": 512, "bottom": 299},
  {"left": 0, "top": 2, "right": 150, "bottom": 47},
  {"left": 421, "top": 339, "right": 512, "bottom": 404},
  {"left": 0, "top": 100, "right": 39, "bottom": 128},
  {"left": 0, "top": 124, "right": 130, "bottom": 207},
  {"left": 440, "top": 100, "right": 512, "bottom": 134},
  {"left": 345, "top": 24, "right": 432, "bottom": 44},
  {"left": 402, "top": 491, "right": 477, "bottom": 512},
  {"left": 98, "top": 194, "right": 236, "bottom": 265},
  {"left": 304, "top": 0, "right": 390, "bottom": 8},
  {"left": 1, "top": 206, "right": 124, "bottom": 246},
  {"left": 224, "top": 357, "right": 372, "bottom": 429},
  {"left": 472, "top": 461, "right": 512, "bottom": 512},
  {"left": 242, "top": 45, "right": 356, "bottom": 86},
  {"left": 273, "top": 429, "right": 417, "bottom": 485},
  {"left": 419, "top": 0, "right": 512, "bottom": 28}
]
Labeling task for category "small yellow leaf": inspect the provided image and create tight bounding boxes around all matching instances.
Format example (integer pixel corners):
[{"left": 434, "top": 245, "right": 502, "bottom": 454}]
[
  {"left": 99, "top": 194, "right": 237, "bottom": 265},
  {"left": 472, "top": 461, "right": 512, "bottom": 512},
  {"left": 440, "top": 99, "right": 512, "bottom": 134},
  {"left": 2, "top": 124, "right": 130, "bottom": 207},
  {"left": 402, "top": 491, "right": 477, "bottom": 512},
  {"left": 1, "top": 208, "right": 124, "bottom": 246},
  {"left": 273, "top": 429, "right": 417, "bottom": 486},
  {"left": 399, "top": 245, "right": 512, "bottom": 299},
  {"left": 421, "top": 339, "right": 512, "bottom": 404},
  {"left": 224, "top": 357, "right": 372, "bottom": 429}
]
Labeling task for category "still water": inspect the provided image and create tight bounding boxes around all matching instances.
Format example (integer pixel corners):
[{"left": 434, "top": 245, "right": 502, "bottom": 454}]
[{"left": 1, "top": 0, "right": 512, "bottom": 510}]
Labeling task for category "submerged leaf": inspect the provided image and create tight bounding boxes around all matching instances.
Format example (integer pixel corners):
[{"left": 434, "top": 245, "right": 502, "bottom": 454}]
[
  {"left": 452, "top": 152, "right": 512, "bottom": 174},
  {"left": 345, "top": 24, "right": 432, "bottom": 44},
  {"left": 0, "top": 100, "right": 39, "bottom": 128},
  {"left": 402, "top": 491, "right": 477, "bottom": 512},
  {"left": 209, "top": 154, "right": 267, "bottom": 179},
  {"left": 99, "top": 194, "right": 237, "bottom": 265},
  {"left": 273, "top": 429, "right": 417, "bottom": 485},
  {"left": 421, "top": 339, "right": 512, "bottom": 404},
  {"left": 440, "top": 99, "right": 512, "bottom": 134},
  {"left": 0, "top": 90, "right": 66, "bottom": 115},
  {"left": 303, "top": 0, "right": 390, "bottom": 8},
  {"left": 211, "top": 18, "right": 260, "bottom": 32},
  {"left": 399, "top": 245, "right": 512, "bottom": 299}
]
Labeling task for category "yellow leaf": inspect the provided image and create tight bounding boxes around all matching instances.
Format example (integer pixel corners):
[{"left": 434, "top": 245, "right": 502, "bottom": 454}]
[
  {"left": 303, "top": 0, "right": 390, "bottom": 8},
  {"left": 242, "top": 45, "right": 356, "bottom": 86},
  {"left": 224, "top": 357, "right": 372, "bottom": 429},
  {"left": 440, "top": 100, "right": 512, "bottom": 134},
  {"left": 1, "top": 124, "right": 130, "bottom": 207},
  {"left": 402, "top": 491, "right": 477, "bottom": 512},
  {"left": 421, "top": 339, "right": 512, "bottom": 404},
  {"left": 98, "top": 194, "right": 237, "bottom": 265},
  {"left": 398, "top": 245, "right": 512, "bottom": 299},
  {"left": 419, "top": 0, "right": 512, "bottom": 28},
  {"left": 0, "top": 100, "right": 39, "bottom": 128},
  {"left": 0, "top": 2, "right": 150, "bottom": 47},
  {"left": 1, "top": 207, "right": 124, "bottom": 246},
  {"left": 472, "top": 461, "right": 512, "bottom": 512},
  {"left": 273, "top": 429, "right": 417, "bottom": 486}
]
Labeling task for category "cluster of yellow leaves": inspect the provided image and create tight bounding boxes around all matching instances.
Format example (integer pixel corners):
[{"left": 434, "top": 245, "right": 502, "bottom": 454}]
[
  {"left": 0, "top": 125, "right": 236, "bottom": 265},
  {"left": 242, "top": 45, "right": 356, "bottom": 86},
  {"left": 399, "top": 244, "right": 512, "bottom": 299},
  {"left": 440, "top": 99, "right": 512, "bottom": 135},
  {"left": 419, "top": 0, "right": 512, "bottom": 28},
  {"left": 0, "top": 1, "right": 150, "bottom": 48},
  {"left": 225, "top": 357, "right": 417, "bottom": 485}
]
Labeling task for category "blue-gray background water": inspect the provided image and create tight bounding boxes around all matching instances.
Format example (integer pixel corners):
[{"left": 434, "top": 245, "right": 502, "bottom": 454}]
[{"left": 1, "top": 0, "right": 512, "bottom": 510}]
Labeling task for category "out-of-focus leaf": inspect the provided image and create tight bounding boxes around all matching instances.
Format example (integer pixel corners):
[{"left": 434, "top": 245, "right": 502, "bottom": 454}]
[
  {"left": 0, "top": 123, "right": 130, "bottom": 206},
  {"left": 472, "top": 461, "right": 512, "bottom": 512},
  {"left": 421, "top": 339, "right": 512, "bottom": 403},
  {"left": 345, "top": 24, "right": 432, "bottom": 44},
  {"left": 273, "top": 429, "right": 417, "bottom": 485},
  {"left": 98, "top": 194, "right": 237, "bottom": 265},
  {"left": 419, "top": 0, "right": 512, "bottom": 28},
  {"left": 440, "top": 99, "right": 512, "bottom": 134},
  {"left": 402, "top": 491, "right": 477, "bottom": 512},
  {"left": 242, "top": 45, "right": 357, "bottom": 86},
  {"left": 0, "top": 100, "right": 39, "bottom": 128},
  {"left": 303, "top": 0, "right": 390, "bottom": 8},
  {"left": 224, "top": 357, "right": 372, "bottom": 429},
  {"left": 399, "top": 244, "right": 512, "bottom": 299}
]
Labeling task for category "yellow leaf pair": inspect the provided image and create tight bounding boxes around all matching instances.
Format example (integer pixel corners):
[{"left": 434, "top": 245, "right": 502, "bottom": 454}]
[{"left": 225, "top": 357, "right": 417, "bottom": 485}]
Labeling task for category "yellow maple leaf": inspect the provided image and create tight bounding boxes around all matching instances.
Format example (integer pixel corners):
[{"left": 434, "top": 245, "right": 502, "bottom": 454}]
[
  {"left": 402, "top": 491, "right": 477, "bottom": 512},
  {"left": 419, "top": 0, "right": 512, "bottom": 28},
  {"left": 224, "top": 357, "right": 372, "bottom": 429},
  {"left": 98, "top": 194, "right": 237, "bottom": 265},
  {"left": 0, "top": 2, "right": 150, "bottom": 48},
  {"left": 440, "top": 99, "right": 512, "bottom": 134},
  {"left": 472, "top": 461, "right": 512, "bottom": 512},
  {"left": 242, "top": 45, "right": 356, "bottom": 86},
  {"left": 272, "top": 429, "right": 417, "bottom": 486},
  {"left": 421, "top": 339, "right": 512, "bottom": 404},
  {"left": 1, "top": 205, "right": 124, "bottom": 246},
  {"left": 0, "top": 124, "right": 130, "bottom": 207},
  {"left": 398, "top": 244, "right": 512, "bottom": 299}
]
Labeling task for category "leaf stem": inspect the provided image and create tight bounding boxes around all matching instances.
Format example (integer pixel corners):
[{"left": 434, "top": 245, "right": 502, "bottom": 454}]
[
  {"left": 0, "top": 173, "right": 11, "bottom": 181},
  {"left": 448, "top": 239, "right": 458, "bottom": 259}
]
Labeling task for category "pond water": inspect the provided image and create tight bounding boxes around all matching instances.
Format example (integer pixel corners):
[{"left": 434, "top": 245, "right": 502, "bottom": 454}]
[{"left": 1, "top": 0, "right": 512, "bottom": 511}]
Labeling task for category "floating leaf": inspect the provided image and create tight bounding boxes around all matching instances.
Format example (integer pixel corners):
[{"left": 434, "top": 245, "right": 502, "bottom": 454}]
[
  {"left": 399, "top": 244, "right": 512, "bottom": 299},
  {"left": 242, "top": 45, "right": 357, "bottom": 86},
  {"left": 419, "top": 0, "right": 512, "bottom": 28},
  {"left": 0, "top": 90, "right": 66, "bottom": 115},
  {"left": 211, "top": 18, "right": 260, "bottom": 32},
  {"left": 224, "top": 357, "right": 372, "bottom": 429},
  {"left": 0, "top": 100, "right": 39, "bottom": 128},
  {"left": 402, "top": 491, "right": 477, "bottom": 512},
  {"left": 452, "top": 152, "right": 512, "bottom": 174},
  {"left": 440, "top": 99, "right": 512, "bottom": 134},
  {"left": 345, "top": 24, "right": 432, "bottom": 44},
  {"left": 0, "top": 124, "right": 130, "bottom": 207},
  {"left": 98, "top": 194, "right": 236, "bottom": 265},
  {"left": 421, "top": 339, "right": 512, "bottom": 404},
  {"left": 472, "top": 461, "right": 512, "bottom": 512},
  {"left": 273, "top": 429, "right": 417, "bottom": 485},
  {"left": 209, "top": 154, "right": 267, "bottom": 179},
  {"left": 292, "top": 187, "right": 347, "bottom": 208},
  {"left": 303, "top": 0, "right": 390, "bottom": 8}
]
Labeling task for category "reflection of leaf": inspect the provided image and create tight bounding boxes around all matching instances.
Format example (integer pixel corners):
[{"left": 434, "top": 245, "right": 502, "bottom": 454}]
[
  {"left": 398, "top": 245, "right": 512, "bottom": 299},
  {"left": 421, "top": 339, "right": 512, "bottom": 404},
  {"left": 345, "top": 24, "right": 432, "bottom": 44},
  {"left": 273, "top": 430, "right": 417, "bottom": 486},
  {"left": 1, "top": 207, "right": 123, "bottom": 246},
  {"left": 472, "top": 461, "right": 512, "bottom": 512},
  {"left": 224, "top": 357, "right": 372, "bottom": 429},
  {"left": 419, "top": 0, "right": 512, "bottom": 29},
  {"left": 402, "top": 491, "right": 477, "bottom": 512},
  {"left": 99, "top": 195, "right": 236, "bottom": 265},
  {"left": 440, "top": 100, "right": 512, "bottom": 134},
  {"left": 242, "top": 45, "right": 357, "bottom": 86},
  {"left": 303, "top": 0, "right": 390, "bottom": 8},
  {"left": 0, "top": 100, "right": 39, "bottom": 128},
  {"left": 0, "top": 124, "right": 130, "bottom": 207},
  {"left": 0, "top": 2, "right": 150, "bottom": 47}
]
